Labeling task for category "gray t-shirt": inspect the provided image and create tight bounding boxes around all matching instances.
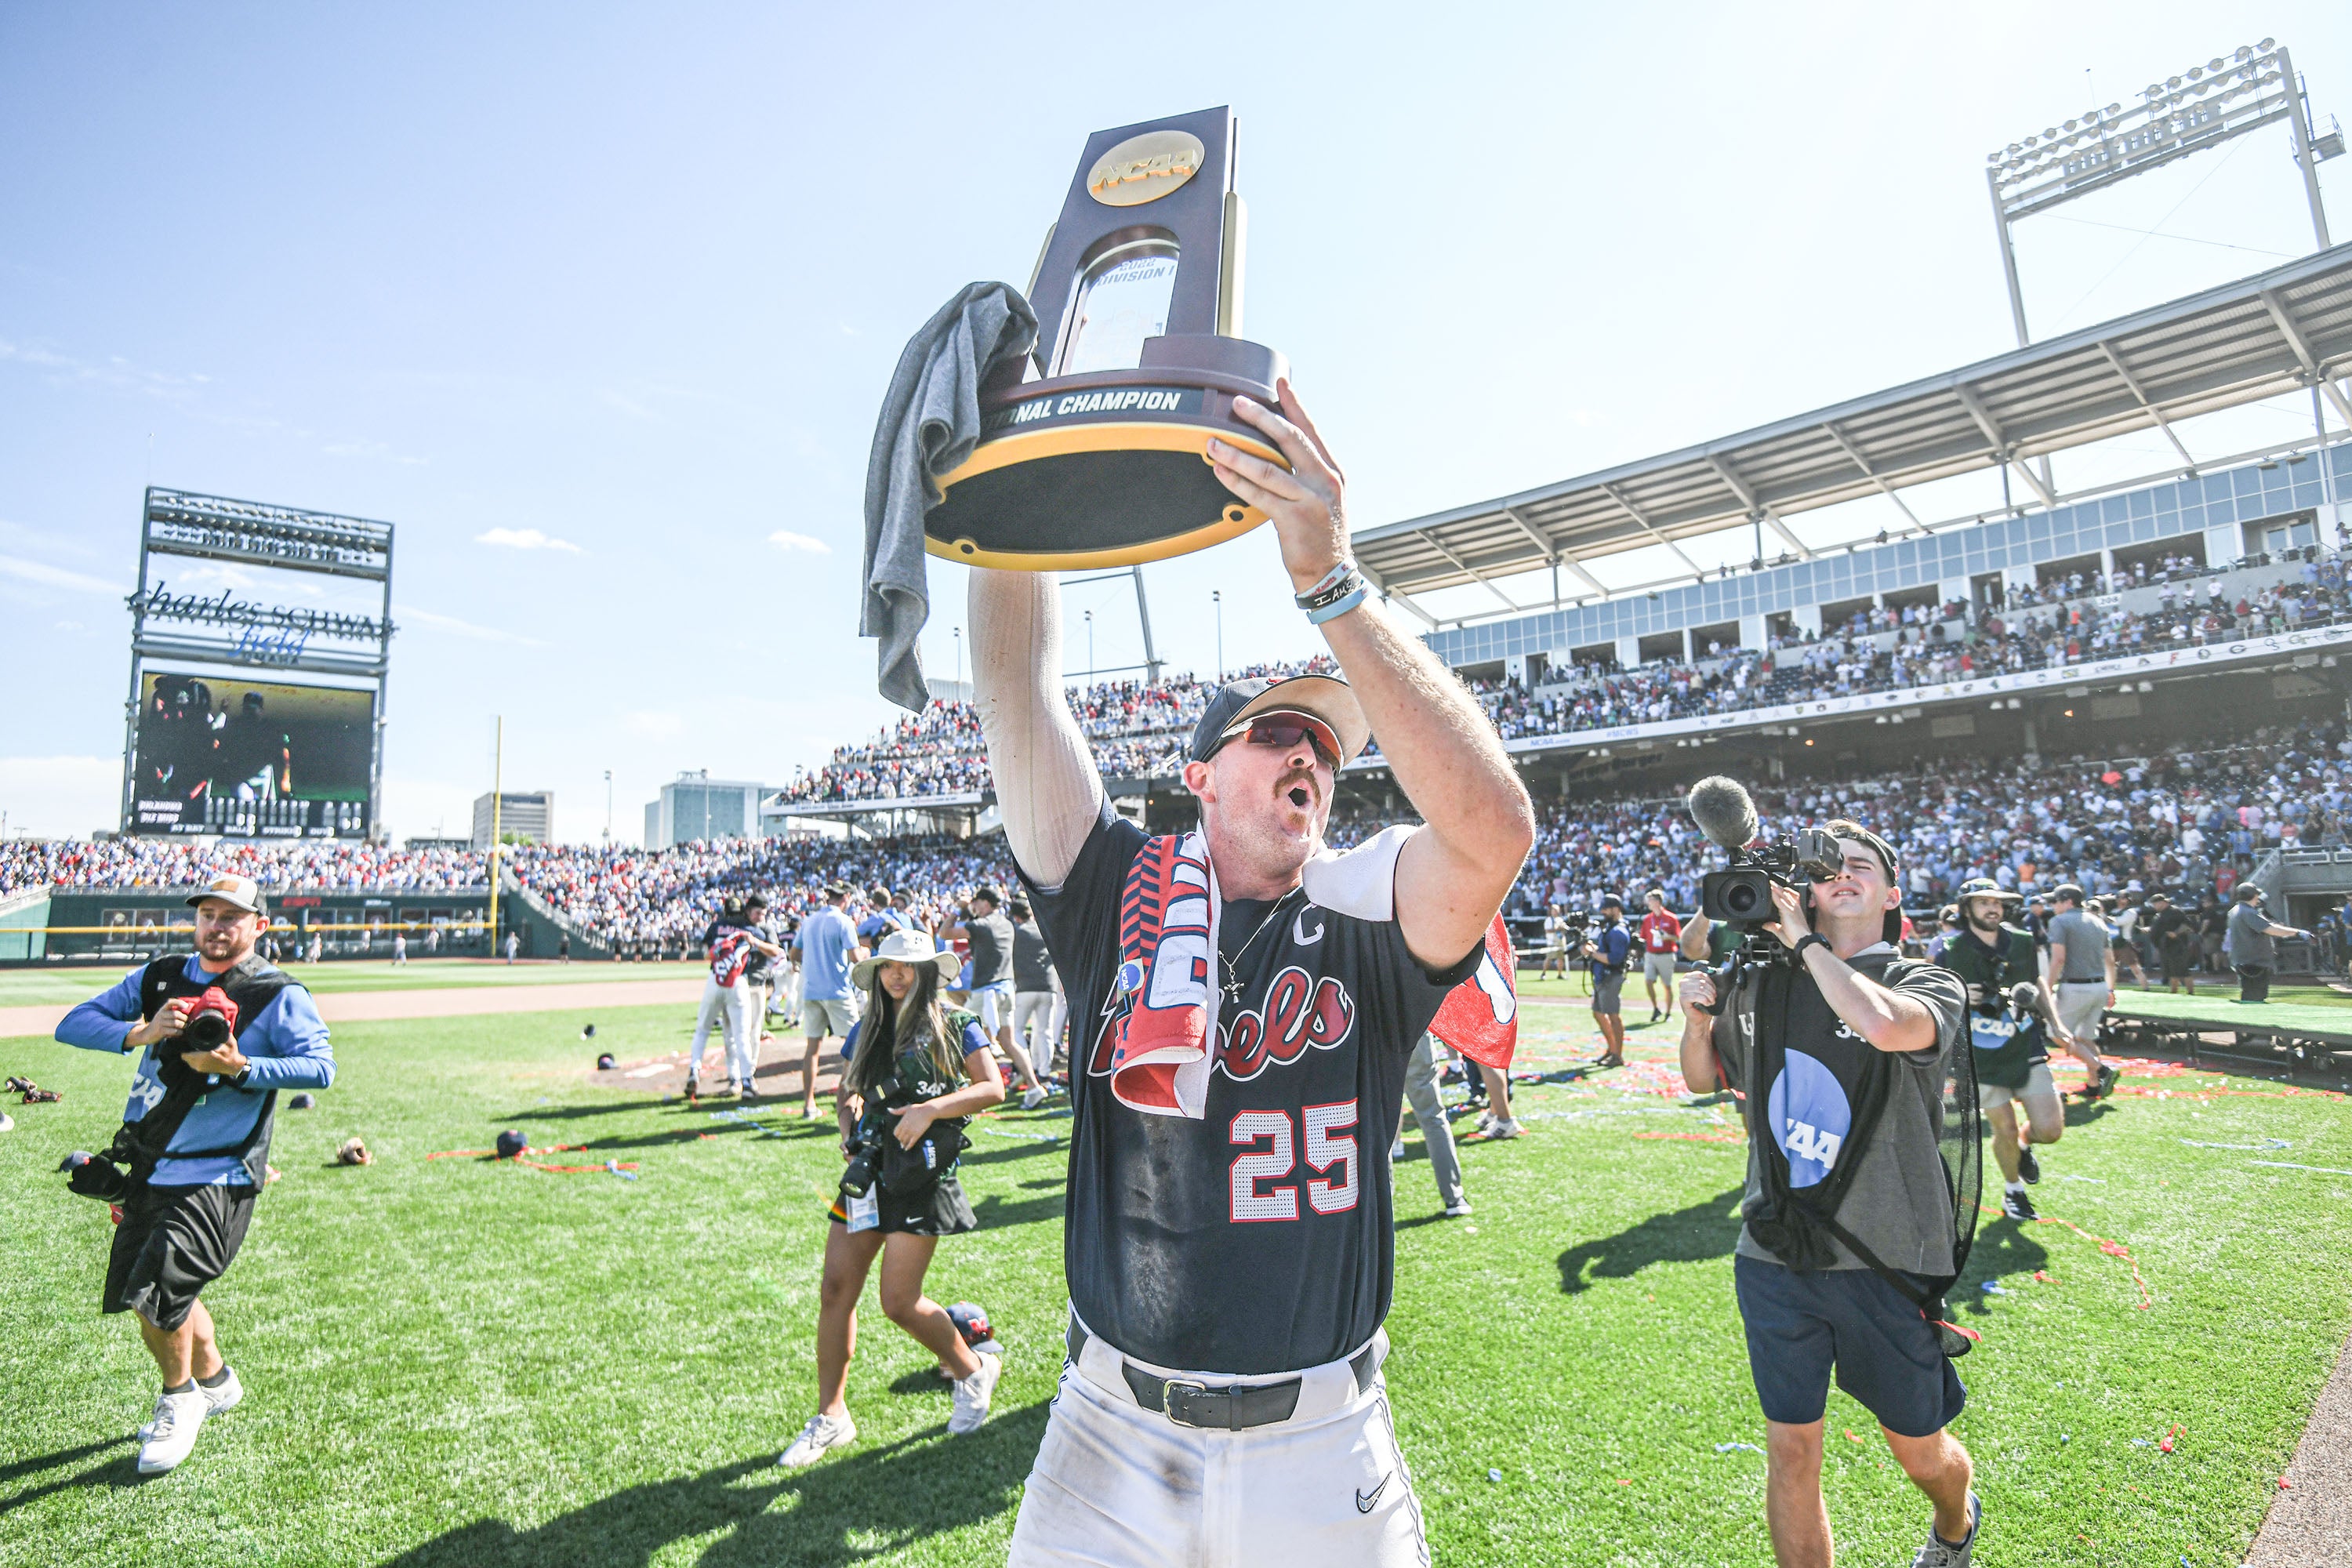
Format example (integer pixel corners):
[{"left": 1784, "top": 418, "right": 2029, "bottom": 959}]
[
  {"left": 1711, "top": 947, "right": 1966, "bottom": 1274},
  {"left": 1012, "top": 918, "right": 1057, "bottom": 993},
  {"left": 964, "top": 910, "right": 1015, "bottom": 988},
  {"left": 2046, "top": 909, "right": 2109, "bottom": 982},
  {"left": 2227, "top": 903, "right": 2277, "bottom": 967}
]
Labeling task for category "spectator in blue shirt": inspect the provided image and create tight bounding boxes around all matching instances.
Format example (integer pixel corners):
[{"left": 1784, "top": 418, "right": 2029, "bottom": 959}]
[
  {"left": 1584, "top": 894, "right": 1635, "bottom": 1068},
  {"left": 792, "top": 883, "right": 866, "bottom": 1120},
  {"left": 53, "top": 873, "right": 333, "bottom": 1476}
]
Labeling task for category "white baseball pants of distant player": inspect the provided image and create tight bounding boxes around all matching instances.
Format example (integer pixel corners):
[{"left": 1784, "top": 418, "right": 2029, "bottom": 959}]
[
  {"left": 727, "top": 981, "right": 765, "bottom": 1089},
  {"left": 682, "top": 973, "right": 724, "bottom": 1086},
  {"left": 1013, "top": 989, "right": 1062, "bottom": 1073},
  {"left": 1008, "top": 1314, "right": 1426, "bottom": 1568}
]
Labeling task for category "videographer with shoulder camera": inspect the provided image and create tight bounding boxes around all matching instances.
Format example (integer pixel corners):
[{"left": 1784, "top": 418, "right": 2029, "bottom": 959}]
[
  {"left": 775, "top": 928, "right": 1007, "bottom": 1470},
  {"left": 53, "top": 873, "right": 334, "bottom": 1476},
  {"left": 1676, "top": 783, "right": 1982, "bottom": 1568}
]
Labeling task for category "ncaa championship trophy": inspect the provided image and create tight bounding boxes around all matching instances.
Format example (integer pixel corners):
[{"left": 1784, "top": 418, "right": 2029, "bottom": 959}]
[{"left": 924, "top": 106, "right": 1290, "bottom": 571}]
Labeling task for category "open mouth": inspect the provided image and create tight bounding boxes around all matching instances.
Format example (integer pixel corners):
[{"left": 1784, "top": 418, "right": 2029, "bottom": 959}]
[{"left": 1287, "top": 786, "right": 1310, "bottom": 808}]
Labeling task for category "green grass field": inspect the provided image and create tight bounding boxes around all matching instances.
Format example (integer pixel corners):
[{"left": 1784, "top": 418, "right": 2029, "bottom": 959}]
[
  {"left": 0, "top": 959, "right": 707, "bottom": 1008},
  {"left": 4, "top": 996, "right": 2349, "bottom": 1566}
]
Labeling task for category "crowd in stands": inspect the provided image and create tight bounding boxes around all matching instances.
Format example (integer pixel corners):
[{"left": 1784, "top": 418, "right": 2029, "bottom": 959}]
[
  {"left": 1474, "top": 548, "right": 2350, "bottom": 743},
  {"left": 0, "top": 837, "right": 488, "bottom": 897},
  {"left": 1497, "top": 714, "right": 2350, "bottom": 939},
  {"left": 8, "top": 704, "right": 2343, "bottom": 964},
  {"left": 779, "top": 550, "right": 2350, "bottom": 805},
  {"left": 773, "top": 659, "right": 1336, "bottom": 803},
  {"left": 503, "top": 836, "right": 1015, "bottom": 954},
  {"left": 12, "top": 545, "right": 2349, "bottom": 960}
]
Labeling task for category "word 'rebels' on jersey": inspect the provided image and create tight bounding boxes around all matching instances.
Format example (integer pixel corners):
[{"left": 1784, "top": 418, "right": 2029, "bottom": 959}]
[{"left": 1026, "top": 808, "right": 1480, "bottom": 1377}]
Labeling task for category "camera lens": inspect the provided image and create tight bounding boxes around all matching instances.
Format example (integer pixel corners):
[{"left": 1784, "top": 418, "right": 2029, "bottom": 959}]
[
  {"left": 1724, "top": 881, "right": 1764, "bottom": 918},
  {"left": 182, "top": 1011, "right": 231, "bottom": 1050}
]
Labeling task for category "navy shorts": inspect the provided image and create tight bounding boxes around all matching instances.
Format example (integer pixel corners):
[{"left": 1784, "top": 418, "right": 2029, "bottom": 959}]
[{"left": 1733, "top": 1253, "right": 1965, "bottom": 1439}]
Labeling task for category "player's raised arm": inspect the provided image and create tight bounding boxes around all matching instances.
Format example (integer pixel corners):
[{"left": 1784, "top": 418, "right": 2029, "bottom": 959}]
[
  {"left": 969, "top": 568, "right": 1105, "bottom": 889},
  {"left": 1207, "top": 381, "right": 1534, "bottom": 969}
]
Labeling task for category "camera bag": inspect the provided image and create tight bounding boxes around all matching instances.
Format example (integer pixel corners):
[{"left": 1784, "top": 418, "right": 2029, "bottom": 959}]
[
  {"left": 880, "top": 1123, "right": 971, "bottom": 1196},
  {"left": 1736, "top": 952, "right": 1983, "bottom": 1359}
]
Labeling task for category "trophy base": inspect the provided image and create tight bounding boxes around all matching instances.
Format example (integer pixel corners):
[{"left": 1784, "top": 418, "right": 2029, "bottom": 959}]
[{"left": 926, "top": 336, "right": 1290, "bottom": 571}]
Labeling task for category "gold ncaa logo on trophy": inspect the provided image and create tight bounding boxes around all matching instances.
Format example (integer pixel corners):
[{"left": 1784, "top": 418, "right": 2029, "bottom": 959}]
[{"left": 925, "top": 107, "right": 1291, "bottom": 571}]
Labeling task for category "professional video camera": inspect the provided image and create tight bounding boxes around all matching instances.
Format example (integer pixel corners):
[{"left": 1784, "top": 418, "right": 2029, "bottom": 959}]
[{"left": 1686, "top": 776, "right": 1842, "bottom": 938}]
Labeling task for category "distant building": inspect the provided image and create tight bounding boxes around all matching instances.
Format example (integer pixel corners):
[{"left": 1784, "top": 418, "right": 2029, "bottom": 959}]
[
  {"left": 404, "top": 836, "right": 471, "bottom": 852},
  {"left": 472, "top": 790, "right": 554, "bottom": 849},
  {"left": 644, "top": 772, "right": 764, "bottom": 850}
]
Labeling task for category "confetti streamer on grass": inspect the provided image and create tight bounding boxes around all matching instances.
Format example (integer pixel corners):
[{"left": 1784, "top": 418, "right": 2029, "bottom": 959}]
[{"left": 1980, "top": 1203, "right": 2154, "bottom": 1308}]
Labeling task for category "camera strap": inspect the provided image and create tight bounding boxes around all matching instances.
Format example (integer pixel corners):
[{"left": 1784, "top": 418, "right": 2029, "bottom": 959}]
[{"left": 114, "top": 954, "right": 292, "bottom": 1188}]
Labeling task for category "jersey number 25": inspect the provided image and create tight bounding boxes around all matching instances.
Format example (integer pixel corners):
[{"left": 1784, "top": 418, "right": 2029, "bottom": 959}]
[{"left": 1229, "top": 1101, "right": 1358, "bottom": 1222}]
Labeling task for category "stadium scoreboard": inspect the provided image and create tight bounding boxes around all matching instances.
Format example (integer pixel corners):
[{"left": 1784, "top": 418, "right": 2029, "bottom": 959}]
[
  {"left": 130, "top": 672, "right": 376, "bottom": 838},
  {"left": 120, "top": 488, "right": 397, "bottom": 842}
]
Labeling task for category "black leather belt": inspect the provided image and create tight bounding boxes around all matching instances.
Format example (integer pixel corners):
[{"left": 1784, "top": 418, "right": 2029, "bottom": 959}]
[{"left": 1067, "top": 1318, "right": 1377, "bottom": 1431}]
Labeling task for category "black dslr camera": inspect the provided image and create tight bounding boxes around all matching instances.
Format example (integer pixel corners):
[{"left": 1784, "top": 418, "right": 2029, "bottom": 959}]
[
  {"left": 1700, "top": 831, "right": 1844, "bottom": 930},
  {"left": 179, "top": 989, "right": 238, "bottom": 1052},
  {"left": 840, "top": 1133, "right": 886, "bottom": 1201}
]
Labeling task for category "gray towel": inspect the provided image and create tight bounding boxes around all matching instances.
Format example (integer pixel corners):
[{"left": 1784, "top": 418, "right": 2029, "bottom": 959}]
[{"left": 862, "top": 281, "right": 1039, "bottom": 712}]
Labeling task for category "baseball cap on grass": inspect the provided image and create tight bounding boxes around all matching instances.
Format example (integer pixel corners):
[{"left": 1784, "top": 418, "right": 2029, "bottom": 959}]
[
  {"left": 1189, "top": 673, "right": 1370, "bottom": 767},
  {"left": 185, "top": 874, "right": 267, "bottom": 916}
]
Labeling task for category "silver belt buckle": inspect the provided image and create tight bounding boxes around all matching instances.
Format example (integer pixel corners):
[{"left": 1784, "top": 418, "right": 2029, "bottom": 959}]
[{"left": 1159, "top": 1377, "right": 1211, "bottom": 1427}]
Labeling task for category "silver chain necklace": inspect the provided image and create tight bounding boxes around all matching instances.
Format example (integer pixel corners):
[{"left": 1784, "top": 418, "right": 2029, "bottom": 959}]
[{"left": 1220, "top": 891, "right": 1300, "bottom": 1009}]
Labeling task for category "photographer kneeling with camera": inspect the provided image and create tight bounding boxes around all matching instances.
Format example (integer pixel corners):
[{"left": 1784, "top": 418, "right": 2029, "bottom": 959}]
[
  {"left": 1677, "top": 809, "right": 1981, "bottom": 1568},
  {"left": 53, "top": 874, "right": 334, "bottom": 1476},
  {"left": 776, "top": 928, "right": 1007, "bottom": 1470}
]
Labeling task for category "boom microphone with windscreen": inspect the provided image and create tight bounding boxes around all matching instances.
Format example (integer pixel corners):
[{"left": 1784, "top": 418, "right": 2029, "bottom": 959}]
[
  {"left": 1691, "top": 775, "right": 1840, "bottom": 931},
  {"left": 2009, "top": 981, "right": 2042, "bottom": 1015},
  {"left": 1686, "top": 776, "right": 1760, "bottom": 848}
]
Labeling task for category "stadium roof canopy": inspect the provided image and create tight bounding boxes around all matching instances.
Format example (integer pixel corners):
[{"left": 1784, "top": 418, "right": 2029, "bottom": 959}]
[{"left": 1354, "top": 241, "right": 2352, "bottom": 614}]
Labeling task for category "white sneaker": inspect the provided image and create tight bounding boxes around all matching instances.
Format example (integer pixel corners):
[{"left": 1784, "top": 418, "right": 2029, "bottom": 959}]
[
  {"left": 1471, "top": 1112, "right": 1498, "bottom": 1138},
  {"left": 1390, "top": 1134, "right": 1406, "bottom": 1160},
  {"left": 136, "top": 1388, "right": 210, "bottom": 1475},
  {"left": 776, "top": 1411, "right": 857, "bottom": 1468},
  {"left": 1444, "top": 1197, "right": 1474, "bottom": 1218},
  {"left": 1487, "top": 1118, "right": 1524, "bottom": 1140},
  {"left": 140, "top": 1367, "right": 241, "bottom": 1439},
  {"left": 1021, "top": 1085, "right": 1047, "bottom": 1111},
  {"left": 949, "top": 1351, "right": 1001, "bottom": 1435}
]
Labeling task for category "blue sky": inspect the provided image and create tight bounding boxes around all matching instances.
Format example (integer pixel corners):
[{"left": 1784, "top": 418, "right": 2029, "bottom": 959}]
[{"left": 2, "top": 2, "right": 2346, "bottom": 842}]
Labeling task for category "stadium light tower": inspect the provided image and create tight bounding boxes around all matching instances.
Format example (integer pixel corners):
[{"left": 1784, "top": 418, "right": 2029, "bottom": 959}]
[{"left": 1987, "top": 38, "right": 2342, "bottom": 347}]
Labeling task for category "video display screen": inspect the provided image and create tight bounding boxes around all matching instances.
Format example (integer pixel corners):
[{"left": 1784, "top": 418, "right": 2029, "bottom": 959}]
[{"left": 130, "top": 671, "right": 374, "bottom": 839}]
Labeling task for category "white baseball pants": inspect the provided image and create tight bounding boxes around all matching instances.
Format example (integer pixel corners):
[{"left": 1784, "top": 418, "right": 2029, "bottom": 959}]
[
  {"left": 728, "top": 981, "right": 764, "bottom": 1088},
  {"left": 1008, "top": 1319, "right": 1427, "bottom": 1568},
  {"left": 1014, "top": 990, "right": 1064, "bottom": 1073},
  {"left": 688, "top": 976, "right": 725, "bottom": 1082}
]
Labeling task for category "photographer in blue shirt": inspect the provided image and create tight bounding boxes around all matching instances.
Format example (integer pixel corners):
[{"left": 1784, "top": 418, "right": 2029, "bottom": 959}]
[
  {"left": 1584, "top": 894, "right": 1635, "bottom": 1068},
  {"left": 54, "top": 874, "right": 334, "bottom": 1476}
]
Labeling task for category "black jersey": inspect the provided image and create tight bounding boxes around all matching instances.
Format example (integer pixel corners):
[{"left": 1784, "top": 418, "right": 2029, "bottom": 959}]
[{"left": 1024, "top": 805, "right": 1479, "bottom": 1375}]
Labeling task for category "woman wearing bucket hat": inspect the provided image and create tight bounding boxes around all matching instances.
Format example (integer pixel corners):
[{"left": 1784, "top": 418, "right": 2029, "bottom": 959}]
[{"left": 775, "top": 929, "right": 1007, "bottom": 1470}]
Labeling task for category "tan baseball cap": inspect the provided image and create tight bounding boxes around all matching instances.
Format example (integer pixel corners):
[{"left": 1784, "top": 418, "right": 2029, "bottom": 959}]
[{"left": 185, "top": 873, "right": 267, "bottom": 916}]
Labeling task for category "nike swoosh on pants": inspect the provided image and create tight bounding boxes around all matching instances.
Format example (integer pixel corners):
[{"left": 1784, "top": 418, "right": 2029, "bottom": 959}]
[{"left": 1356, "top": 1473, "right": 1391, "bottom": 1513}]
